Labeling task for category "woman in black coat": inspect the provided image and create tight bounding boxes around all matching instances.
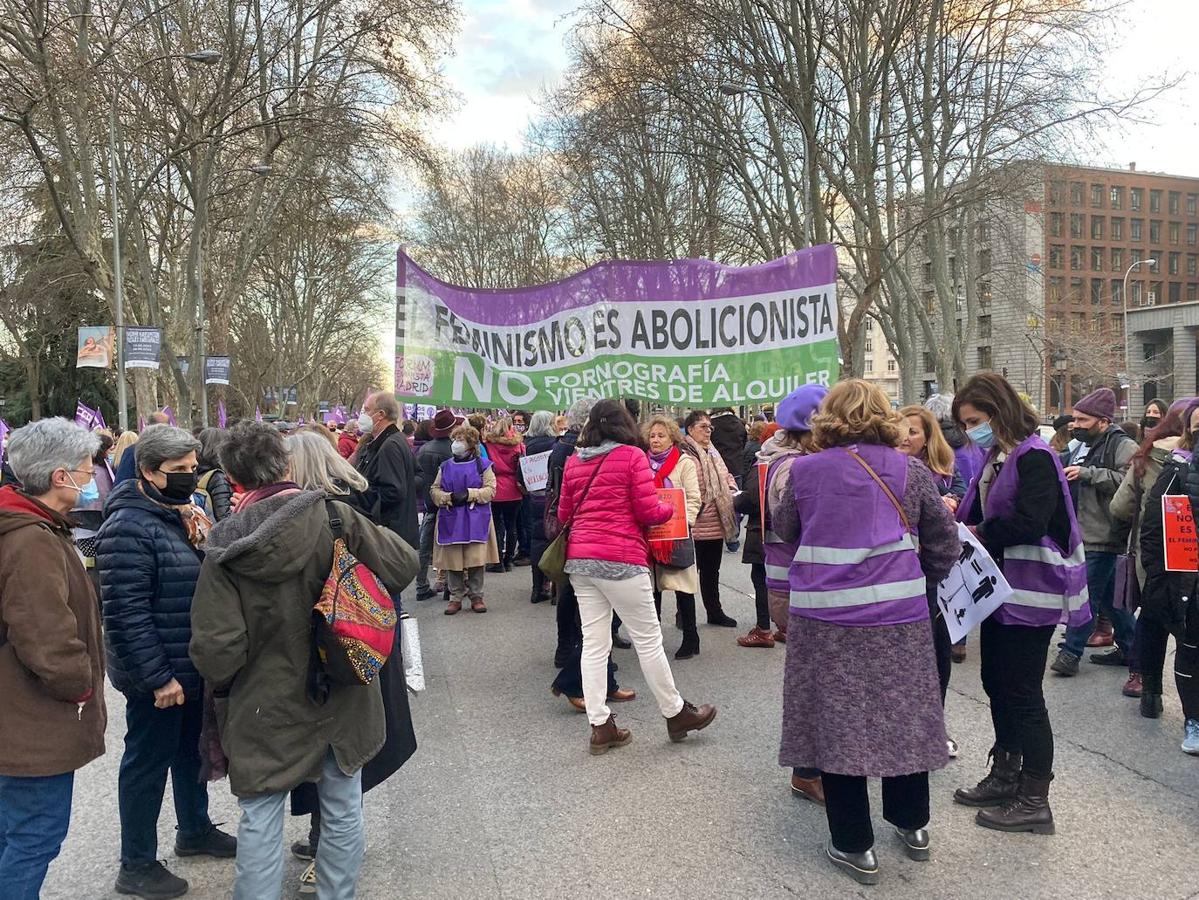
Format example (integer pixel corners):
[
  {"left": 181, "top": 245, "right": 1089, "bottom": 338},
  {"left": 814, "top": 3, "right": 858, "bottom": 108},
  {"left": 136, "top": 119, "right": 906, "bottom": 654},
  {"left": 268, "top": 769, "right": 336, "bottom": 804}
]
[
  {"left": 518, "top": 411, "right": 559, "bottom": 604},
  {"left": 196, "top": 428, "right": 233, "bottom": 521}
]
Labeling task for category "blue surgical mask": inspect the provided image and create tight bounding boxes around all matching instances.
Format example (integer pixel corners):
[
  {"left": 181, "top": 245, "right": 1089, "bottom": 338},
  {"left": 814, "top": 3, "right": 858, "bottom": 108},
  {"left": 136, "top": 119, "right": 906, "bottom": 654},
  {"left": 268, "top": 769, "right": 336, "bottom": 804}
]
[
  {"left": 68, "top": 472, "right": 100, "bottom": 504},
  {"left": 966, "top": 422, "right": 996, "bottom": 450}
]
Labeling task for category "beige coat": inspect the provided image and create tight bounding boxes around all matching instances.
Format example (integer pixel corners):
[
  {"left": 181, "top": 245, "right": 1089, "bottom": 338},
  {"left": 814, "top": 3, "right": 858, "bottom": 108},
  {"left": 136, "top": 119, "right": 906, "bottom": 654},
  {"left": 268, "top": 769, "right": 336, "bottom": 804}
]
[
  {"left": 1110, "top": 435, "right": 1182, "bottom": 586},
  {"left": 430, "top": 465, "right": 500, "bottom": 570},
  {"left": 654, "top": 453, "right": 702, "bottom": 594},
  {"left": 690, "top": 441, "right": 737, "bottom": 541}
]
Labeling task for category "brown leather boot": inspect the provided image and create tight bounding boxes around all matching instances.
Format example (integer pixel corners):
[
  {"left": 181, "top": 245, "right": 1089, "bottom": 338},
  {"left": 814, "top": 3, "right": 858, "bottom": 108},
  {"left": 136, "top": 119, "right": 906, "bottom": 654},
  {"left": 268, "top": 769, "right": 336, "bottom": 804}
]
[
  {"left": 975, "top": 773, "right": 1055, "bottom": 835},
  {"left": 953, "top": 748, "right": 1021, "bottom": 807},
  {"left": 790, "top": 772, "right": 825, "bottom": 805},
  {"left": 666, "top": 701, "right": 717, "bottom": 742},
  {"left": 589, "top": 715, "right": 632, "bottom": 755}
]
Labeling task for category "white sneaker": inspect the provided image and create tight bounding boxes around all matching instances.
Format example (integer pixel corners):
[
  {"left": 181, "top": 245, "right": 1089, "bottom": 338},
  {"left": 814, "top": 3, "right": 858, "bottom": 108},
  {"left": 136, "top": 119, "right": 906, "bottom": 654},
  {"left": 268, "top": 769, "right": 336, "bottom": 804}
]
[
  {"left": 299, "top": 861, "right": 316, "bottom": 895},
  {"left": 947, "top": 739, "right": 959, "bottom": 758}
]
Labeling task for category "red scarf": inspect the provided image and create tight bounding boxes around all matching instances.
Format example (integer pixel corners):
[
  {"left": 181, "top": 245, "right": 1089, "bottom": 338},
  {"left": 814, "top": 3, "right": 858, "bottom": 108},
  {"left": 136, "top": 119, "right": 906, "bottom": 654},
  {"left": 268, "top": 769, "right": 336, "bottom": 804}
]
[{"left": 649, "top": 447, "right": 681, "bottom": 566}]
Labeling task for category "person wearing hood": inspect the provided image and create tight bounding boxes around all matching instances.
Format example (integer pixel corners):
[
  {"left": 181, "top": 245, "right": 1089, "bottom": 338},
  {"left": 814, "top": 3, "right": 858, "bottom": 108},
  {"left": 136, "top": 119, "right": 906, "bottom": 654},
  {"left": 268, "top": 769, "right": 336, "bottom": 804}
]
[
  {"left": 190, "top": 421, "right": 417, "bottom": 900},
  {"left": 483, "top": 418, "right": 525, "bottom": 572},
  {"left": 0, "top": 419, "right": 107, "bottom": 899},
  {"left": 708, "top": 407, "right": 747, "bottom": 552},
  {"left": 414, "top": 409, "right": 464, "bottom": 602},
  {"left": 96, "top": 424, "right": 236, "bottom": 899},
  {"left": 430, "top": 424, "right": 500, "bottom": 614},
  {"left": 518, "top": 411, "right": 560, "bottom": 604}
]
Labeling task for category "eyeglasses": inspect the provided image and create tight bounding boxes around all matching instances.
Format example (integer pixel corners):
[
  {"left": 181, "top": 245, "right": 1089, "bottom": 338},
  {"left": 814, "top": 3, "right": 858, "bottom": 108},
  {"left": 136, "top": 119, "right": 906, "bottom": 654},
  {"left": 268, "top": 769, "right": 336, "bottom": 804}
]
[{"left": 694, "top": 423, "right": 713, "bottom": 431}]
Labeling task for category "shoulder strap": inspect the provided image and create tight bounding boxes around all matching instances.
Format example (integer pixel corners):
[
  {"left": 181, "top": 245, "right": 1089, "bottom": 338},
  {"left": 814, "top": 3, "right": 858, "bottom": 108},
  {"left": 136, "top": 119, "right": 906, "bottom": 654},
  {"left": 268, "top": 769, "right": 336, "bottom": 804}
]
[
  {"left": 846, "top": 449, "right": 913, "bottom": 534},
  {"left": 196, "top": 470, "right": 216, "bottom": 493},
  {"left": 562, "top": 455, "right": 608, "bottom": 530},
  {"left": 324, "top": 498, "right": 346, "bottom": 539}
]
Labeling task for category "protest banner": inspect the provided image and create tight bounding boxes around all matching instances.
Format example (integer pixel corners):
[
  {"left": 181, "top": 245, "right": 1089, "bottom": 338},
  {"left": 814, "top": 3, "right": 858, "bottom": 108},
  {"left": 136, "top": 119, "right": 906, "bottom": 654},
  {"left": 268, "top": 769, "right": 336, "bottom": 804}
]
[
  {"left": 205, "top": 356, "right": 231, "bottom": 385},
  {"left": 394, "top": 245, "right": 840, "bottom": 409},
  {"left": 124, "top": 327, "right": 162, "bottom": 369},
  {"left": 1163, "top": 495, "right": 1199, "bottom": 573},
  {"left": 519, "top": 450, "right": 552, "bottom": 493},
  {"left": 647, "top": 488, "right": 688, "bottom": 542},
  {"left": 76, "top": 327, "right": 114, "bottom": 368},
  {"left": 937, "top": 523, "right": 1013, "bottom": 643}
]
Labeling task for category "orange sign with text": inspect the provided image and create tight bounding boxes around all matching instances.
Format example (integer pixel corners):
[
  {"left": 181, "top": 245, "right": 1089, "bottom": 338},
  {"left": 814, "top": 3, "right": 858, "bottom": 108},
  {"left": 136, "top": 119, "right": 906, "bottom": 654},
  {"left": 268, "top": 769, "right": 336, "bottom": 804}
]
[
  {"left": 1163, "top": 495, "right": 1199, "bottom": 573},
  {"left": 647, "top": 488, "right": 688, "bottom": 542}
]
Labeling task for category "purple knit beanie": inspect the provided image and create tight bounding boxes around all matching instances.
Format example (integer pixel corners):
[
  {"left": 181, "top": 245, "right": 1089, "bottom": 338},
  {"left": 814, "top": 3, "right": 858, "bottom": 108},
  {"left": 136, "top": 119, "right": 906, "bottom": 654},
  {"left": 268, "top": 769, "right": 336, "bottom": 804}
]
[{"left": 1073, "top": 388, "right": 1117, "bottom": 421}]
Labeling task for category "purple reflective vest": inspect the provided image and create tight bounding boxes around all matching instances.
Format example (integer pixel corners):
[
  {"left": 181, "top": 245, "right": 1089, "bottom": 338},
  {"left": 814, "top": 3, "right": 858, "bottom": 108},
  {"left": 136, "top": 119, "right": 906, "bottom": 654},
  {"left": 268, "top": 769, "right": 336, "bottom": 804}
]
[
  {"left": 788, "top": 444, "right": 928, "bottom": 627},
  {"left": 436, "top": 456, "right": 493, "bottom": 546},
  {"left": 957, "top": 434, "right": 1090, "bottom": 628},
  {"left": 763, "top": 453, "right": 803, "bottom": 593}
]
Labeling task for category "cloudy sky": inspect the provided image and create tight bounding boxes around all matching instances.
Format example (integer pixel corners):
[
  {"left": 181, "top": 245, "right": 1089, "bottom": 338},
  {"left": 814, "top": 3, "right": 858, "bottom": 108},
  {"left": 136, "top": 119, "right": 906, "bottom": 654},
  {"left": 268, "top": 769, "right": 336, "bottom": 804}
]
[{"left": 433, "top": 0, "right": 1198, "bottom": 176}]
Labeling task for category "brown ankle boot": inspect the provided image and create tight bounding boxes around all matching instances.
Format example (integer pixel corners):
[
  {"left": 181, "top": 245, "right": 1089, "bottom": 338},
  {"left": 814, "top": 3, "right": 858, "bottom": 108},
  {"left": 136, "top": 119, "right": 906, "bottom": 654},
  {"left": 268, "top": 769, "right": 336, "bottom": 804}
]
[
  {"left": 589, "top": 715, "right": 632, "bottom": 755},
  {"left": 975, "top": 773, "right": 1055, "bottom": 835},
  {"left": 666, "top": 700, "right": 717, "bottom": 742},
  {"left": 953, "top": 748, "right": 1021, "bottom": 807}
]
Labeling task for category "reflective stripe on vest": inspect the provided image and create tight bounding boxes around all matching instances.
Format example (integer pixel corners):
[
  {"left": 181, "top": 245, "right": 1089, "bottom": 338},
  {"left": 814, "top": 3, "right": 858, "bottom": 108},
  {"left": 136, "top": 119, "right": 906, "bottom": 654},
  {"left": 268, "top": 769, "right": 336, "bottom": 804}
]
[
  {"left": 790, "top": 576, "right": 929, "bottom": 610},
  {"left": 793, "top": 535, "right": 916, "bottom": 566}
]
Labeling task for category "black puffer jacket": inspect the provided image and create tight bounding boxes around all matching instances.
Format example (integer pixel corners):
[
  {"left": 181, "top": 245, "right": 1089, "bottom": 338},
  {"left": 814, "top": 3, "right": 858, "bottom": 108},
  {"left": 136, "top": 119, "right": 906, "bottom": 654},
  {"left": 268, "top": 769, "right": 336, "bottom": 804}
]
[
  {"left": 96, "top": 479, "right": 204, "bottom": 698},
  {"left": 710, "top": 410, "right": 747, "bottom": 480},
  {"left": 196, "top": 466, "right": 233, "bottom": 522}
]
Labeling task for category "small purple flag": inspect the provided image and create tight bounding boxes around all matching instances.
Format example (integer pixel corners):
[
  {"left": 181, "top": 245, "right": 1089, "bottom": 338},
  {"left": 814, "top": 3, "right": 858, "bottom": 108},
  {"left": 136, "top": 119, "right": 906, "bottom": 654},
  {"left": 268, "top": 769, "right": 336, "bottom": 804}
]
[
  {"left": 217, "top": 400, "right": 227, "bottom": 429},
  {"left": 74, "top": 400, "right": 102, "bottom": 431},
  {"left": 138, "top": 415, "right": 146, "bottom": 432},
  {"left": 161, "top": 407, "right": 176, "bottom": 427},
  {"left": 255, "top": 406, "right": 263, "bottom": 423}
]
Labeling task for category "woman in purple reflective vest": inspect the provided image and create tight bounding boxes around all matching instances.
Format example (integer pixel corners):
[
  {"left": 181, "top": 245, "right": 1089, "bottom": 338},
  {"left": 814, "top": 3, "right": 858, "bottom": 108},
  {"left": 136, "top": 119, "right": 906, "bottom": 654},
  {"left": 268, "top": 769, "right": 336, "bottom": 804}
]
[
  {"left": 778, "top": 380, "right": 960, "bottom": 886},
  {"left": 952, "top": 373, "right": 1087, "bottom": 837}
]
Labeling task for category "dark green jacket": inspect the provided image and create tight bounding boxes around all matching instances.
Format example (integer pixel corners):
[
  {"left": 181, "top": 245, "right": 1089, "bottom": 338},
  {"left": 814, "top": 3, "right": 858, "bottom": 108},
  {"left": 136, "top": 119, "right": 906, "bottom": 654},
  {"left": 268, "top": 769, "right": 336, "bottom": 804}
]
[{"left": 190, "top": 489, "right": 417, "bottom": 798}]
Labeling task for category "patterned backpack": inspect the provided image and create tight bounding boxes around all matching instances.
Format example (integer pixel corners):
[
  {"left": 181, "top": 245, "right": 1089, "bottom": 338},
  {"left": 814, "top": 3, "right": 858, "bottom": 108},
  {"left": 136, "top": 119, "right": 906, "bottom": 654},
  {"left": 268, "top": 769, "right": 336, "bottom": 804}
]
[{"left": 310, "top": 501, "right": 397, "bottom": 701}]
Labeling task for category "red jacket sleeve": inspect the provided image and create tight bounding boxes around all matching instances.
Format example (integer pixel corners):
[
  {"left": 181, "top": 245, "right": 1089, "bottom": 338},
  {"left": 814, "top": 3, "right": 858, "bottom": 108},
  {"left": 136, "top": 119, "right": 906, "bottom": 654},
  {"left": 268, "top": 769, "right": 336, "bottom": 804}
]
[
  {"left": 557, "top": 456, "right": 578, "bottom": 524},
  {"left": 629, "top": 450, "right": 673, "bottom": 526}
]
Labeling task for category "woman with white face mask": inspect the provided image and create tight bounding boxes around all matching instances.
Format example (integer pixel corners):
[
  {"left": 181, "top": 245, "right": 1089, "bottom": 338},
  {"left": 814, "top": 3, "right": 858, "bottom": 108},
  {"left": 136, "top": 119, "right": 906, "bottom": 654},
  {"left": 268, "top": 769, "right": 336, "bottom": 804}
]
[{"left": 952, "top": 373, "right": 1087, "bottom": 838}]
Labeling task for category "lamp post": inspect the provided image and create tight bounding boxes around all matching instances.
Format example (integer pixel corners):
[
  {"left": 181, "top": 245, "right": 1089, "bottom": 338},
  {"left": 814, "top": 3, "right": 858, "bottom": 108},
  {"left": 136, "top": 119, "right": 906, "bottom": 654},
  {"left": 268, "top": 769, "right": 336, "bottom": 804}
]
[
  {"left": 108, "top": 49, "right": 222, "bottom": 430},
  {"left": 1121, "top": 256, "right": 1157, "bottom": 415}
]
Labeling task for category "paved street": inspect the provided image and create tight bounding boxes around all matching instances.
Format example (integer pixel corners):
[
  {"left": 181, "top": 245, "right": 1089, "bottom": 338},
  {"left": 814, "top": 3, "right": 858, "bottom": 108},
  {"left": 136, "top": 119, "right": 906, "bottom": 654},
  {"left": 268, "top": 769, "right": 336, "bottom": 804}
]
[{"left": 46, "top": 558, "right": 1199, "bottom": 900}]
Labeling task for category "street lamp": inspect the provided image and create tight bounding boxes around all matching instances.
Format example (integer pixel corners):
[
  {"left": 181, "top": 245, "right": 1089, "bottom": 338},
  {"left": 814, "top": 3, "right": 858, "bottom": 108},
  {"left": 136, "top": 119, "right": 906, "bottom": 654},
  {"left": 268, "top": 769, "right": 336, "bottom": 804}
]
[
  {"left": 108, "top": 48, "right": 222, "bottom": 430},
  {"left": 1121, "top": 256, "right": 1157, "bottom": 415}
]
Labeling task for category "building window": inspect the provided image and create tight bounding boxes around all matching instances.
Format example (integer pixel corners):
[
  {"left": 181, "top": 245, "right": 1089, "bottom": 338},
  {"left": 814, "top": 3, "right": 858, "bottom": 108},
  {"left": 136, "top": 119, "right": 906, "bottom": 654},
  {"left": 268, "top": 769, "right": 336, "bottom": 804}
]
[
  {"left": 865, "top": 337, "right": 874, "bottom": 352},
  {"left": 1091, "top": 217, "right": 1104, "bottom": 240},
  {"left": 1131, "top": 187, "right": 1143, "bottom": 211},
  {"left": 1189, "top": 254, "right": 1197, "bottom": 276},
  {"left": 1070, "top": 182, "right": 1084, "bottom": 206},
  {"left": 923, "top": 352, "right": 934, "bottom": 371},
  {"left": 1111, "top": 217, "right": 1124, "bottom": 240},
  {"left": 1130, "top": 281, "right": 1143, "bottom": 305},
  {"left": 1110, "top": 186, "right": 1124, "bottom": 209},
  {"left": 1048, "top": 276, "right": 1063, "bottom": 303},
  {"left": 1090, "top": 279, "right": 1104, "bottom": 304},
  {"left": 1050, "top": 181, "right": 1065, "bottom": 206},
  {"left": 977, "top": 346, "right": 993, "bottom": 369},
  {"left": 865, "top": 357, "right": 874, "bottom": 372},
  {"left": 1049, "top": 212, "right": 1063, "bottom": 237},
  {"left": 866, "top": 318, "right": 874, "bottom": 332},
  {"left": 1091, "top": 184, "right": 1104, "bottom": 207},
  {"left": 1131, "top": 219, "right": 1143, "bottom": 241},
  {"left": 1091, "top": 247, "right": 1104, "bottom": 270},
  {"left": 1189, "top": 194, "right": 1198, "bottom": 216},
  {"left": 1111, "top": 247, "right": 1124, "bottom": 271},
  {"left": 923, "top": 291, "right": 935, "bottom": 313},
  {"left": 1150, "top": 189, "right": 1162, "bottom": 213},
  {"left": 978, "top": 248, "right": 992, "bottom": 273},
  {"left": 1188, "top": 223, "right": 1197, "bottom": 246},
  {"left": 1170, "top": 191, "right": 1181, "bottom": 215},
  {"left": 1152, "top": 280, "right": 1163, "bottom": 304},
  {"left": 1170, "top": 282, "right": 1181, "bottom": 303},
  {"left": 978, "top": 315, "right": 992, "bottom": 338},
  {"left": 1070, "top": 213, "right": 1084, "bottom": 238},
  {"left": 1110, "top": 279, "right": 1123, "bottom": 305},
  {"left": 979, "top": 281, "right": 992, "bottom": 310},
  {"left": 1150, "top": 220, "right": 1161, "bottom": 243},
  {"left": 1132, "top": 248, "right": 1144, "bottom": 264},
  {"left": 1189, "top": 284, "right": 1198, "bottom": 302},
  {"left": 1170, "top": 251, "right": 1181, "bottom": 275},
  {"left": 887, "top": 359, "right": 896, "bottom": 373},
  {"left": 1170, "top": 221, "right": 1180, "bottom": 244},
  {"left": 978, "top": 223, "right": 992, "bottom": 242},
  {"left": 922, "top": 261, "right": 932, "bottom": 282},
  {"left": 1049, "top": 245, "right": 1064, "bottom": 269},
  {"left": 1071, "top": 246, "right": 1084, "bottom": 270}
]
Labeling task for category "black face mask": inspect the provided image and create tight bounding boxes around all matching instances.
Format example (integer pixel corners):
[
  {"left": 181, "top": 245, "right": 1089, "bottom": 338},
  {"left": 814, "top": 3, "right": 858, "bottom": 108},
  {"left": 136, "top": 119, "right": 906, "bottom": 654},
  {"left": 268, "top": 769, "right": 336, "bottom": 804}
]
[
  {"left": 1142, "top": 416, "right": 1160, "bottom": 430},
  {"left": 1071, "top": 426, "right": 1100, "bottom": 444},
  {"left": 159, "top": 470, "right": 198, "bottom": 502}
]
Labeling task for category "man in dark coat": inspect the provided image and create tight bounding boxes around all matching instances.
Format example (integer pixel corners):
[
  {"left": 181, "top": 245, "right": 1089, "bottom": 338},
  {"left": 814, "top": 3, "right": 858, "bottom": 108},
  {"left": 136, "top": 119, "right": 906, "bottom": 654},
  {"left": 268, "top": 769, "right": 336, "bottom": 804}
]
[
  {"left": 709, "top": 407, "right": 747, "bottom": 551},
  {"left": 96, "top": 424, "right": 235, "bottom": 898},
  {"left": 413, "top": 409, "right": 462, "bottom": 600},
  {"left": 356, "top": 392, "right": 420, "bottom": 552}
]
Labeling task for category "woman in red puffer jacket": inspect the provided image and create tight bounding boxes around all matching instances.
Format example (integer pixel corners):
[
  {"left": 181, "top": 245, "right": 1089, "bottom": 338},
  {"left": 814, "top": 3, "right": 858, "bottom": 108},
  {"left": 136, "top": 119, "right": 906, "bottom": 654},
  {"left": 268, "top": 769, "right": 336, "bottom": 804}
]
[
  {"left": 557, "top": 399, "right": 717, "bottom": 756},
  {"left": 484, "top": 418, "right": 525, "bottom": 571}
]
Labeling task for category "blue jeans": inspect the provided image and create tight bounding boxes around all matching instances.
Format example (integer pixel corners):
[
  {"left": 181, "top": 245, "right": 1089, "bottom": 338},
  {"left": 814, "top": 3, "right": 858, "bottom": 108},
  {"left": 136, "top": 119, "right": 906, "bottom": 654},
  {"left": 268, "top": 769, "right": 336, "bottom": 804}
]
[
  {"left": 119, "top": 695, "right": 212, "bottom": 865},
  {"left": 0, "top": 772, "right": 74, "bottom": 899},
  {"left": 1063, "top": 551, "right": 1137, "bottom": 668},
  {"left": 234, "top": 750, "right": 363, "bottom": 900}
]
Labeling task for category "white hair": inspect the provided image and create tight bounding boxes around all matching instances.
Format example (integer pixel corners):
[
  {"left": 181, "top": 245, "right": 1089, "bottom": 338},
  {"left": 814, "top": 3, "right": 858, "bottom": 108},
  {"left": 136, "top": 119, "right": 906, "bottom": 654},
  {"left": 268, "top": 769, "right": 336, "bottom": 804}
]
[
  {"left": 286, "top": 431, "right": 368, "bottom": 494},
  {"left": 525, "top": 410, "right": 557, "bottom": 438},
  {"left": 8, "top": 418, "right": 101, "bottom": 495}
]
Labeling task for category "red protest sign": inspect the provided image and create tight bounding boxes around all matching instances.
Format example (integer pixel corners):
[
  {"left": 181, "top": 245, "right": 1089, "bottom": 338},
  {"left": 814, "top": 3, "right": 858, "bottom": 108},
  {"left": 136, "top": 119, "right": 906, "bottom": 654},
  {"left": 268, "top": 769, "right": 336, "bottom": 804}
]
[
  {"left": 647, "top": 488, "right": 688, "bottom": 542},
  {"left": 1163, "top": 495, "right": 1199, "bottom": 573}
]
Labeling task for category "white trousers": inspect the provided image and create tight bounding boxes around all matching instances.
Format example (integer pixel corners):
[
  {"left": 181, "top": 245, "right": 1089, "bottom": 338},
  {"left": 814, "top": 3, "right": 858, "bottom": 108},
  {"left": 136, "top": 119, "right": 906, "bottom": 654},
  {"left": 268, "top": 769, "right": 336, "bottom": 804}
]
[{"left": 572, "top": 573, "right": 686, "bottom": 726}]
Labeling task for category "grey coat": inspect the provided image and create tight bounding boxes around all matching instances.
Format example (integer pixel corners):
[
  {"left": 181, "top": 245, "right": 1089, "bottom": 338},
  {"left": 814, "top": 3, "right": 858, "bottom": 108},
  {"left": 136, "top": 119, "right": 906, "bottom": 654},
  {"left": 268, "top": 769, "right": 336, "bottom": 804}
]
[{"left": 1071, "top": 427, "right": 1136, "bottom": 553}]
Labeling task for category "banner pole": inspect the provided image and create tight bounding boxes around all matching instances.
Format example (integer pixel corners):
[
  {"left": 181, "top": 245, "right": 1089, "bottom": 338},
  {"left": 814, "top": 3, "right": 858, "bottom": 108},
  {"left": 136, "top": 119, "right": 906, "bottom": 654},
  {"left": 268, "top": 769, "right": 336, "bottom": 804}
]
[{"left": 108, "top": 90, "right": 129, "bottom": 431}]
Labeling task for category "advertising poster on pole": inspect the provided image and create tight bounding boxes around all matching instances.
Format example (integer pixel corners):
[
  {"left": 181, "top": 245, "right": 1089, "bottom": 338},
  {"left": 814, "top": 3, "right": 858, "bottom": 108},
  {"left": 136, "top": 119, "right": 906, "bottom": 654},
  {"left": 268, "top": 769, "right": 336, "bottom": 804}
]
[
  {"left": 205, "top": 356, "right": 231, "bottom": 385},
  {"left": 124, "top": 327, "right": 162, "bottom": 369},
  {"left": 394, "top": 246, "right": 840, "bottom": 409},
  {"left": 76, "top": 326, "right": 114, "bottom": 369}
]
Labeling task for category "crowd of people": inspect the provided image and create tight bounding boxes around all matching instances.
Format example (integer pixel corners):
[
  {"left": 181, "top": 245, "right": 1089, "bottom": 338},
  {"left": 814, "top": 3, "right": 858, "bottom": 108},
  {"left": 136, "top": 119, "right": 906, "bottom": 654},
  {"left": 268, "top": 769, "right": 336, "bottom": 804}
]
[{"left": 1, "top": 373, "right": 1198, "bottom": 895}]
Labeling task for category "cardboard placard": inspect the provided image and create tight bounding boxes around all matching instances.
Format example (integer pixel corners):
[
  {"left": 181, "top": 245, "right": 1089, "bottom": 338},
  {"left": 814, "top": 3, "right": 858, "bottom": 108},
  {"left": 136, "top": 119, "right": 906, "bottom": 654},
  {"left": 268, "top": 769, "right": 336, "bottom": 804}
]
[
  {"left": 647, "top": 488, "right": 688, "bottom": 541},
  {"left": 936, "top": 523, "right": 1013, "bottom": 643},
  {"left": 1163, "top": 495, "right": 1199, "bottom": 573},
  {"left": 519, "top": 450, "right": 552, "bottom": 493}
]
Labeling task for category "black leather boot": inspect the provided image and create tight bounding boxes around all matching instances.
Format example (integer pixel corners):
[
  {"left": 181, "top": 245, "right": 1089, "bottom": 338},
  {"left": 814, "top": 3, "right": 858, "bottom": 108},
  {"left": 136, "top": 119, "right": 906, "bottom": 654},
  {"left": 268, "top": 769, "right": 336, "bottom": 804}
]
[
  {"left": 1140, "top": 691, "right": 1164, "bottom": 718},
  {"left": 953, "top": 747, "right": 1021, "bottom": 807},
  {"left": 975, "top": 772, "right": 1055, "bottom": 835}
]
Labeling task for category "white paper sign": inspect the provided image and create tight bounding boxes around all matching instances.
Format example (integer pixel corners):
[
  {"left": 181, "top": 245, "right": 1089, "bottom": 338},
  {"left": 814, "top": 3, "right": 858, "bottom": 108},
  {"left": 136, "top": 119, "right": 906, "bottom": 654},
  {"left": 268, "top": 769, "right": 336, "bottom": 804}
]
[
  {"left": 519, "top": 450, "right": 552, "bottom": 492},
  {"left": 400, "top": 616, "right": 424, "bottom": 694},
  {"left": 936, "top": 523, "right": 1012, "bottom": 643}
]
